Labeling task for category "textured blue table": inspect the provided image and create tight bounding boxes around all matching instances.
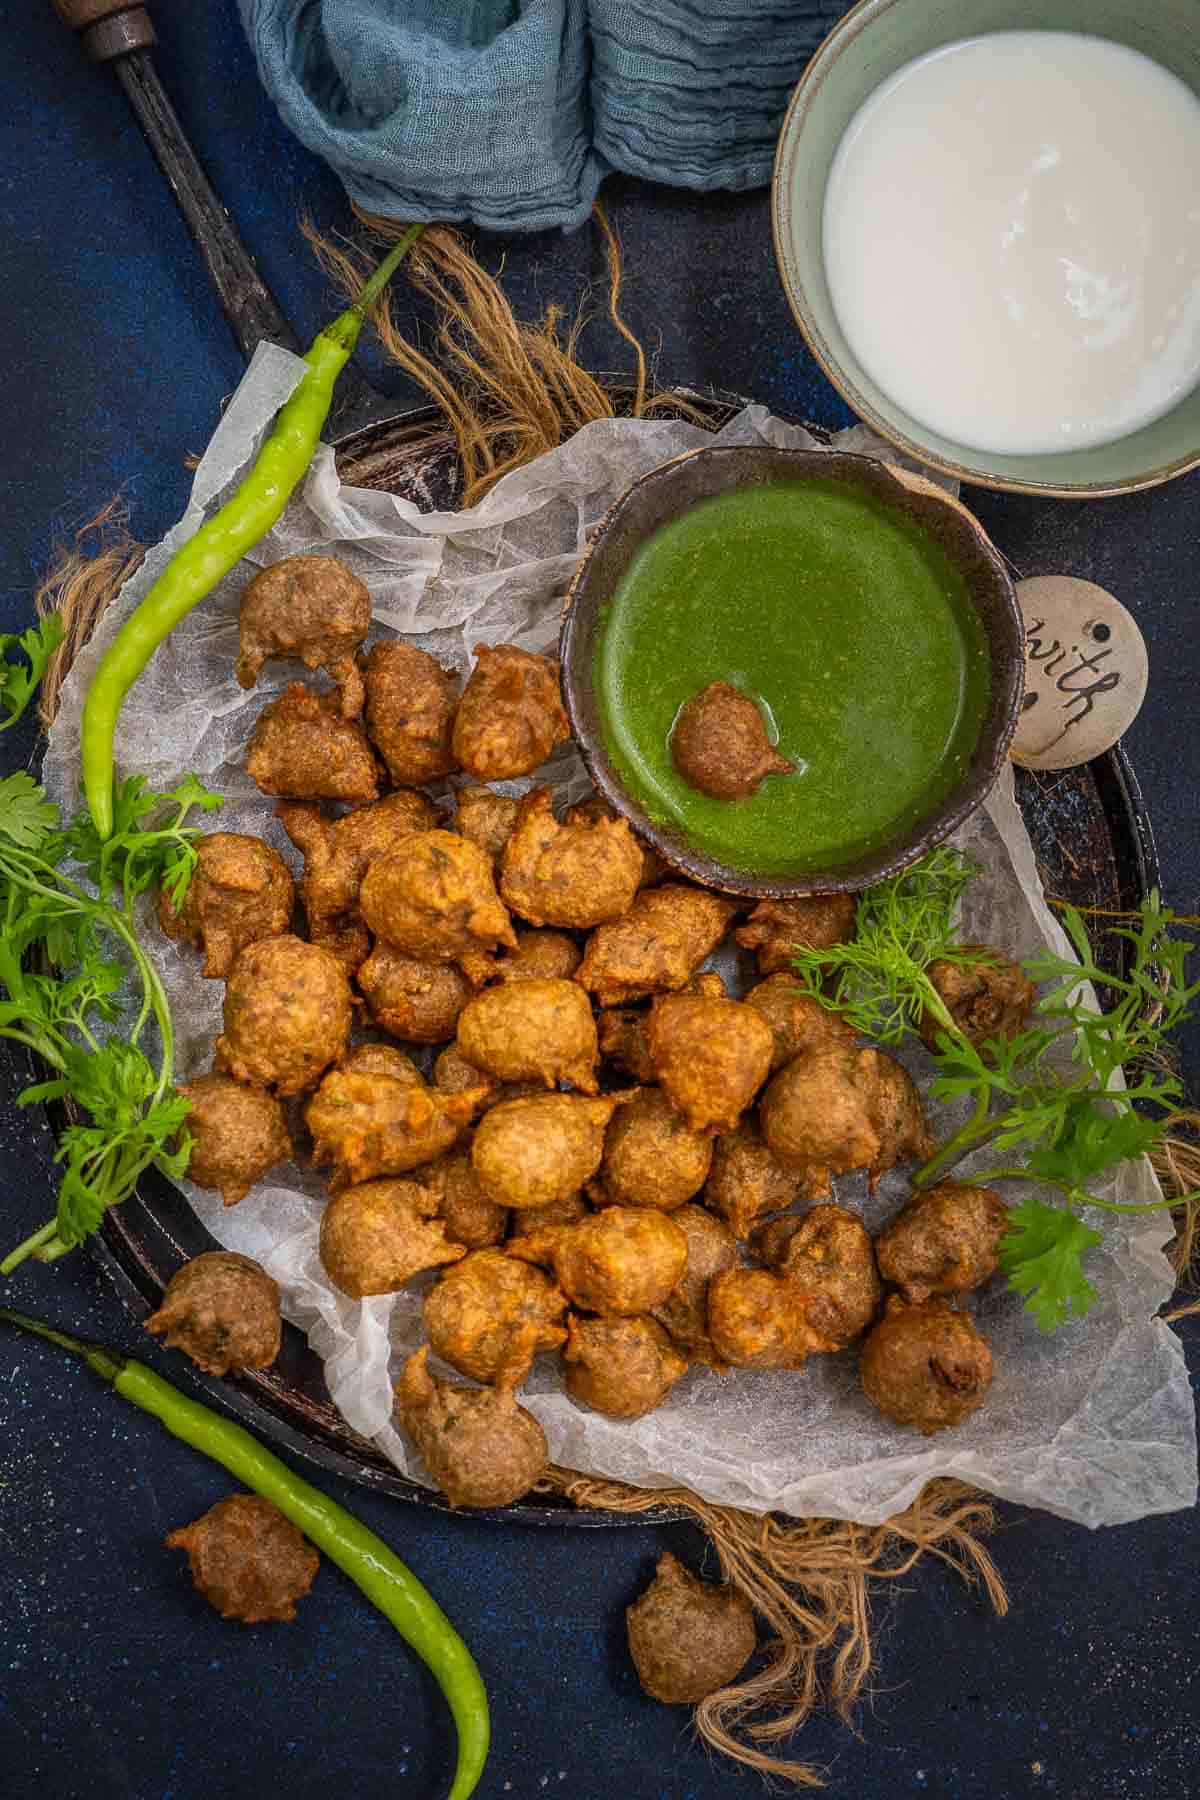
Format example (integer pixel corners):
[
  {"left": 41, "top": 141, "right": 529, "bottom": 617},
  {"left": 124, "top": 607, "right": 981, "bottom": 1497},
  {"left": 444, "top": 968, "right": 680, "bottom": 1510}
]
[{"left": 1, "top": 6, "right": 1198, "bottom": 1799}]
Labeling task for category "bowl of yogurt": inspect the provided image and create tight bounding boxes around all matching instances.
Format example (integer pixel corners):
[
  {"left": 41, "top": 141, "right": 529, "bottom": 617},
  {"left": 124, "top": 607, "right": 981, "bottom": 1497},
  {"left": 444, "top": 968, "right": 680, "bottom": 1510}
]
[{"left": 772, "top": 0, "right": 1200, "bottom": 495}]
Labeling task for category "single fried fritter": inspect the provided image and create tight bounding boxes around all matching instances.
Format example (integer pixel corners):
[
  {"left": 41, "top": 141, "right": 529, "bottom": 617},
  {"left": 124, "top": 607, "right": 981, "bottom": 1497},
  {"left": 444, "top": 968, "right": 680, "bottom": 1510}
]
[
  {"left": 595, "top": 1088, "right": 712, "bottom": 1209},
  {"left": 507, "top": 1205, "right": 687, "bottom": 1314},
  {"left": 454, "top": 785, "right": 520, "bottom": 865},
  {"left": 278, "top": 791, "right": 438, "bottom": 969},
  {"left": 735, "top": 893, "right": 857, "bottom": 976},
  {"left": 456, "top": 977, "right": 599, "bottom": 1092},
  {"left": 395, "top": 1346, "right": 548, "bottom": 1508},
  {"left": 760, "top": 1044, "right": 933, "bottom": 1197},
  {"left": 671, "top": 680, "right": 794, "bottom": 799},
  {"left": 166, "top": 1494, "right": 319, "bottom": 1625},
  {"left": 704, "top": 1120, "right": 801, "bottom": 1240},
  {"left": 919, "top": 948, "right": 1037, "bottom": 1052},
  {"left": 157, "top": 831, "right": 294, "bottom": 980},
  {"left": 859, "top": 1296, "right": 993, "bottom": 1435},
  {"left": 706, "top": 1267, "right": 834, "bottom": 1370},
  {"left": 438, "top": 1149, "right": 510, "bottom": 1249},
  {"left": 237, "top": 555, "right": 370, "bottom": 717},
  {"left": 597, "top": 973, "right": 725, "bottom": 1084},
  {"left": 307, "top": 1044, "right": 483, "bottom": 1189},
  {"left": 751, "top": 1204, "right": 881, "bottom": 1347},
  {"left": 874, "top": 1182, "right": 1009, "bottom": 1303},
  {"left": 471, "top": 1091, "right": 630, "bottom": 1210},
  {"left": 433, "top": 1046, "right": 502, "bottom": 1113},
  {"left": 146, "top": 1251, "right": 281, "bottom": 1376},
  {"left": 564, "top": 793, "right": 669, "bottom": 887},
  {"left": 216, "top": 935, "right": 351, "bottom": 1096},
  {"left": 499, "top": 787, "right": 644, "bottom": 929},
  {"left": 357, "top": 943, "right": 473, "bottom": 1043},
  {"left": 359, "top": 830, "right": 517, "bottom": 964},
  {"left": 647, "top": 993, "right": 774, "bottom": 1134},
  {"left": 562, "top": 1313, "right": 689, "bottom": 1418},
  {"left": 650, "top": 1204, "right": 739, "bottom": 1365},
  {"left": 245, "top": 682, "right": 380, "bottom": 803},
  {"left": 178, "top": 1072, "right": 292, "bottom": 1206},
  {"left": 424, "top": 1248, "right": 567, "bottom": 1383},
  {"left": 362, "top": 640, "right": 458, "bottom": 786},
  {"left": 451, "top": 644, "right": 570, "bottom": 780},
  {"left": 626, "top": 1552, "right": 757, "bottom": 1705},
  {"left": 319, "top": 1171, "right": 466, "bottom": 1297},
  {"left": 744, "top": 973, "right": 858, "bottom": 1072},
  {"left": 495, "top": 928, "right": 582, "bottom": 984},
  {"left": 576, "top": 885, "right": 738, "bottom": 1007}
]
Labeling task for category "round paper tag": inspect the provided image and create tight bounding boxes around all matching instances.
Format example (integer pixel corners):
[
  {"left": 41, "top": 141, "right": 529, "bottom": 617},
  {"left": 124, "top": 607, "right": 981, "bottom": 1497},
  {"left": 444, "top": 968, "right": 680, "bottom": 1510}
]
[{"left": 1011, "top": 576, "right": 1148, "bottom": 771}]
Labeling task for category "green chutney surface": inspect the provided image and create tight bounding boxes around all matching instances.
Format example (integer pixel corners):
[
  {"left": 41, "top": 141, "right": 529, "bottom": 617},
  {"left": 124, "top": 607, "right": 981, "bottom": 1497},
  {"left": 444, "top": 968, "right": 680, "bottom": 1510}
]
[{"left": 595, "top": 479, "right": 990, "bottom": 874}]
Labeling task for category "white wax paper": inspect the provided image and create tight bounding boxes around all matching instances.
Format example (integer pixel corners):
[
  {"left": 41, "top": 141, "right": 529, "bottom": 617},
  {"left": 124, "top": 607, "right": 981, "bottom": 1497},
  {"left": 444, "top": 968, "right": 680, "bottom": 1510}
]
[{"left": 44, "top": 344, "right": 1197, "bottom": 1527}]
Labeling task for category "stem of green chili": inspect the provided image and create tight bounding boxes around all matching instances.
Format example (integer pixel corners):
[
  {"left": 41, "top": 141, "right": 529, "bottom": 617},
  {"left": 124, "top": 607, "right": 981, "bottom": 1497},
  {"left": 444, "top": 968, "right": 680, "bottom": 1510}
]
[
  {"left": 82, "top": 224, "right": 425, "bottom": 840},
  {"left": 0, "top": 1306, "right": 489, "bottom": 1800}
]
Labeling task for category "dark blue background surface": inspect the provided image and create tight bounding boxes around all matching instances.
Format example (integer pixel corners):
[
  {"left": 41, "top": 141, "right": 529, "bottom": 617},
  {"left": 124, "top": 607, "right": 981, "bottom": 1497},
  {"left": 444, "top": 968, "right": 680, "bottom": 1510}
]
[{"left": 1, "top": 6, "right": 1198, "bottom": 1799}]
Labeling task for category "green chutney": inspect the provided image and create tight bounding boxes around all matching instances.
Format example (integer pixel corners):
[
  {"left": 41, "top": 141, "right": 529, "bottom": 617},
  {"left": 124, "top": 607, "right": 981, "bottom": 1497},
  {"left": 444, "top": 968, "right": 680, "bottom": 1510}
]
[{"left": 595, "top": 479, "right": 990, "bottom": 875}]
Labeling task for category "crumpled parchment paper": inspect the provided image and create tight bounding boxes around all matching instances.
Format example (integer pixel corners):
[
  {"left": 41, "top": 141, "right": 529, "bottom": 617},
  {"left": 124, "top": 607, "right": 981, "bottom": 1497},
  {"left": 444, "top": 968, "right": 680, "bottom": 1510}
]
[{"left": 45, "top": 344, "right": 1197, "bottom": 1528}]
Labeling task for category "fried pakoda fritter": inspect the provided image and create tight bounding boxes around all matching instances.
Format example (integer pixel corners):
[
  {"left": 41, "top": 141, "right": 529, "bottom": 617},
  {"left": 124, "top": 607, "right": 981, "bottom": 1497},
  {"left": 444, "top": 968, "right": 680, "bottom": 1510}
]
[
  {"left": 157, "top": 831, "right": 294, "bottom": 981},
  {"left": 166, "top": 1494, "right": 319, "bottom": 1625},
  {"left": 498, "top": 787, "right": 644, "bottom": 929},
  {"left": 455, "top": 977, "right": 599, "bottom": 1092},
  {"left": 671, "top": 680, "right": 794, "bottom": 800},
  {"left": 507, "top": 1205, "right": 688, "bottom": 1315},
  {"left": 357, "top": 943, "right": 473, "bottom": 1043},
  {"left": 509, "top": 1191, "right": 589, "bottom": 1234},
  {"left": 859, "top": 1296, "right": 993, "bottom": 1435},
  {"left": 564, "top": 793, "right": 670, "bottom": 887},
  {"left": 751, "top": 1204, "right": 881, "bottom": 1347},
  {"left": 362, "top": 641, "right": 458, "bottom": 787},
  {"left": 874, "top": 1182, "right": 1009, "bottom": 1304},
  {"left": 216, "top": 935, "right": 351, "bottom": 1096},
  {"left": 307, "top": 1044, "right": 483, "bottom": 1189},
  {"left": 278, "top": 791, "right": 438, "bottom": 968},
  {"left": 594, "top": 1089, "right": 713, "bottom": 1210},
  {"left": 471, "top": 1091, "right": 630, "bottom": 1210},
  {"left": 576, "top": 885, "right": 738, "bottom": 1008},
  {"left": 703, "top": 1120, "right": 801, "bottom": 1241},
  {"left": 735, "top": 893, "right": 857, "bottom": 976},
  {"left": 706, "top": 1267, "right": 834, "bottom": 1370},
  {"left": 438, "top": 1149, "right": 510, "bottom": 1249},
  {"left": 146, "top": 1251, "right": 281, "bottom": 1376},
  {"left": 760, "top": 1043, "right": 933, "bottom": 1197},
  {"left": 237, "top": 554, "right": 371, "bottom": 717},
  {"left": 454, "top": 785, "right": 520, "bottom": 865},
  {"left": 597, "top": 973, "right": 725, "bottom": 1084},
  {"left": 493, "top": 928, "right": 582, "bottom": 985},
  {"left": 562, "top": 1314, "right": 689, "bottom": 1418},
  {"left": 424, "top": 1248, "right": 567, "bottom": 1383},
  {"left": 650, "top": 1203, "right": 739, "bottom": 1365},
  {"left": 319, "top": 1172, "right": 466, "bottom": 1297},
  {"left": 451, "top": 644, "right": 570, "bottom": 780},
  {"left": 359, "top": 830, "right": 517, "bottom": 965},
  {"left": 627, "top": 1552, "right": 756, "bottom": 1705},
  {"left": 919, "top": 948, "right": 1037, "bottom": 1052},
  {"left": 433, "top": 1046, "right": 502, "bottom": 1113},
  {"left": 646, "top": 993, "right": 774, "bottom": 1134},
  {"left": 178, "top": 1072, "right": 292, "bottom": 1206},
  {"left": 743, "top": 972, "right": 858, "bottom": 1072},
  {"left": 396, "top": 1346, "right": 548, "bottom": 1508},
  {"left": 245, "top": 682, "right": 380, "bottom": 803}
]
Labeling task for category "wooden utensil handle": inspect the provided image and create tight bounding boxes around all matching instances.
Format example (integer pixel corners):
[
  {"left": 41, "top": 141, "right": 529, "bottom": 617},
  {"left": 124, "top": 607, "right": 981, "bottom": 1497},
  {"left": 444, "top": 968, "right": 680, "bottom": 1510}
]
[{"left": 53, "top": 0, "right": 155, "bottom": 60}]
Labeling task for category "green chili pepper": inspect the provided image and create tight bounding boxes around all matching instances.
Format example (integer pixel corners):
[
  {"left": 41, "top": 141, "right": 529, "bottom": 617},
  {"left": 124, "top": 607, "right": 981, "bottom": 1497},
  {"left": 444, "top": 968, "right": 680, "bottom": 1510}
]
[
  {"left": 0, "top": 1306, "right": 489, "bottom": 1800},
  {"left": 82, "top": 224, "right": 424, "bottom": 841}
]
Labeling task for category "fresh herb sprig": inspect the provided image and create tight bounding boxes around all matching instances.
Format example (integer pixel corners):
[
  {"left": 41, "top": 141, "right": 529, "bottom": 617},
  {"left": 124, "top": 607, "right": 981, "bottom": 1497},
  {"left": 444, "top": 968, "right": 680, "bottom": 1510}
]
[
  {"left": 0, "top": 766, "right": 221, "bottom": 1274},
  {"left": 0, "top": 614, "right": 64, "bottom": 733}
]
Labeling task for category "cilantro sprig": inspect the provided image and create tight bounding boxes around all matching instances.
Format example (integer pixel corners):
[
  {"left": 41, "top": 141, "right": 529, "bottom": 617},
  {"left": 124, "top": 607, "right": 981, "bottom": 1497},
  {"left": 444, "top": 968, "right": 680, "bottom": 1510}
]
[{"left": 0, "top": 614, "right": 64, "bottom": 733}]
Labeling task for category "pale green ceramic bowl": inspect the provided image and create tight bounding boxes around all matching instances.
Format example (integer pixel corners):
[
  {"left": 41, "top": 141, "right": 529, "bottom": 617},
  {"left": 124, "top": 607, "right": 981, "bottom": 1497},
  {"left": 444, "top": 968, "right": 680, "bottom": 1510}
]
[{"left": 772, "top": 0, "right": 1200, "bottom": 497}]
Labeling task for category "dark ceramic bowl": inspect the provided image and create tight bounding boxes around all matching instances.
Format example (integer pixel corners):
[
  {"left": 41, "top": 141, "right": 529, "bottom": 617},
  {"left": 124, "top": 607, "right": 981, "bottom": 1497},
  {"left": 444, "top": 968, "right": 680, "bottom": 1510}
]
[{"left": 559, "top": 445, "right": 1024, "bottom": 897}]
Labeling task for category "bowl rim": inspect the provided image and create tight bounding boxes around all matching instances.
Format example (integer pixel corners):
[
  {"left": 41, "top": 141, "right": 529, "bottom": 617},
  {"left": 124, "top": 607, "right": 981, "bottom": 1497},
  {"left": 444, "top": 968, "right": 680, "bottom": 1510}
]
[
  {"left": 770, "top": 0, "right": 1200, "bottom": 501},
  {"left": 559, "top": 442, "right": 1025, "bottom": 898}
]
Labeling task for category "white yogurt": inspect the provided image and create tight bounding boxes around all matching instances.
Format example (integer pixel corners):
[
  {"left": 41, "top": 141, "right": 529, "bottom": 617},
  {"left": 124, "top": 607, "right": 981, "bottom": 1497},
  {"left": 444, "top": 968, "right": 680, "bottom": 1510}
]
[{"left": 822, "top": 33, "right": 1200, "bottom": 455}]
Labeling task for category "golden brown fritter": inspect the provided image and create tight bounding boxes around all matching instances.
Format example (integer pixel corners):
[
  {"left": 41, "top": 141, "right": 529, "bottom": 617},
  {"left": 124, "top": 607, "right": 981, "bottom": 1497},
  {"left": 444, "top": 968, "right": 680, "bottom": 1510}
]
[
  {"left": 498, "top": 787, "right": 644, "bottom": 929},
  {"left": 576, "top": 885, "right": 739, "bottom": 1007},
  {"left": 146, "top": 1252, "right": 281, "bottom": 1376},
  {"left": 646, "top": 993, "right": 774, "bottom": 1134},
  {"left": 395, "top": 1346, "right": 548, "bottom": 1508},
  {"left": 649, "top": 1203, "right": 739, "bottom": 1365},
  {"left": 627, "top": 1551, "right": 756, "bottom": 1704},
  {"left": 215, "top": 935, "right": 351, "bottom": 1096},
  {"left": 743, "top": 972, "right": 858, "bottom": 1072},
  {"left": 179, "top": 1072, "right": 293, "bottom": 1206},
  {"left": 237, "top": 555, "right": 371, "bottom": 718},
  {"left": 433, "top": 1046, "right": 503, "bottom": 1113},
  {"left": 859, "top": 1296, "right": 993, "bottom": 1435},
  {"left": 166, "top": 1494, "right": 319, "bottom": 1625},
  {"left": 359, "top": 830, "right": 517, "bottom": 964},
  {"left": 706, "top": 1267, "right": 834, "bottom": 1370},
  {"left": 456, "top": 977, "right": 599, "bottom": 1092},
  {"left": 594, "top": 1089, "right": 713, "bottom": 1210},
  {"left": 759, "top": 1044, "right": 933, "bottom": 1197},
  {"left": 451, "top": 644, "right": 570, "bottom": 780},
  {"left": 507, "top": 1205, "right": 688, "bottom": 1314},
  {"left": 357, "top": 943, "right": 473, "bottom": 1043},
  {"left": 919, "top": 949, "right": 1037, "bottom": 1052},
  {"left": 454, "top": 785, "right": 520, "bottom": 865},
  {"left": 703, "top": 1120, "right": 801, "bottom": 1241},
  {"left": 751, "top": 1204, "right": 881, "bottom": 1347},
  {"left": 245, "top": 682, "right": 380, "bottom": 803},
  {"left": 734, "top": 893, "right": 857, "bottom": 976},
  {"left": 597, "top": 973, "right": 725, "bottom": 1083},
  {"left": 157, "top": 832, "right": 294, "bottom": 981},
  {"left": 319, "top": 1172, "right": 466, "bottom": 1297},
  {"left": 471, "top": 1091, "right": 630, "bottom": 1210},
  {"left": 278, "top": 791, "right": 438, "bottom": 969},
  {"left": 874, "top": 1182, "right": 1009, "bottom": 1303},
  {"left": 307, "top": 1044, "right": 483, "bottom": 1189},
  {"left": 562, "top": 1314, "right": 689, "bottom": 1418},
  {"left": 508, "top": 1192, "right": 589, "bottom": 1234},
  {"left": 671, "top": 680, "right": 794, "bottom": 799},
  {"left": 362, "top": 641, "right": 458, "bottom": 787},
  {"left": 436, "top": 1148, "right": 510, "bottom": 1249},
  {"left": 494, "top": 928, "right": 582, "bottom": 984},
  {"left": 424, "top": 1248, "right": 567, "bottom": 1383},
  {"left": 564, "top": 793, "right": 669, "bottom": 887}
]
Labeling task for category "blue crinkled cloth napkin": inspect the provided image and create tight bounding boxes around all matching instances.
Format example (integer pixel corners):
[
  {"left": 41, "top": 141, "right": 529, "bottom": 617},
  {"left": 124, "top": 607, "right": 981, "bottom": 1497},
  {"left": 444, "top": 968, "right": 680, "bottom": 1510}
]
[{"left": 237, "top": 0, "right": 837, "bottom": 233}]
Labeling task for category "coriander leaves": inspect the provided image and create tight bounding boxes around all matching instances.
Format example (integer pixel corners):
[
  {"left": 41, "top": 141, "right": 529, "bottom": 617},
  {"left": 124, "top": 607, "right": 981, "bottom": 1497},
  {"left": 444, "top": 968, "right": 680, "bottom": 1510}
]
[{"left": 0, "top": 614, "right": 64, "bottom": 734}]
